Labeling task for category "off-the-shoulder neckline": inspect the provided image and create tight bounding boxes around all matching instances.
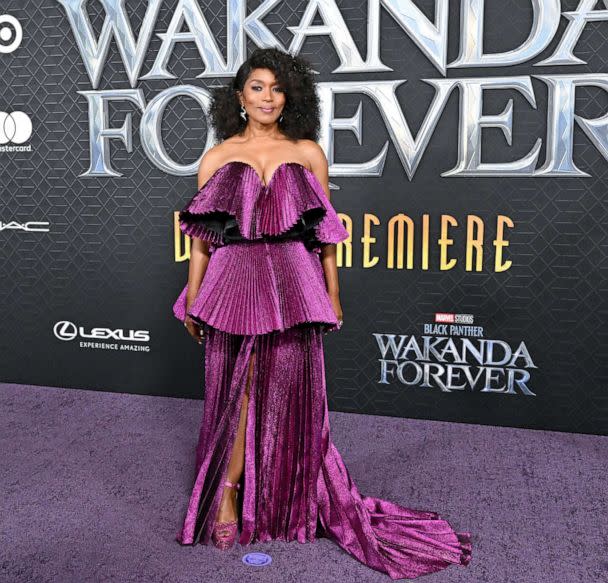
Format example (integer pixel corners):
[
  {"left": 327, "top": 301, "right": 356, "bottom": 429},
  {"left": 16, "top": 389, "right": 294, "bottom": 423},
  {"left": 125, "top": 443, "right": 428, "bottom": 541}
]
[{"left": 200, "top": 160, "right": 316, "bottom": 191}]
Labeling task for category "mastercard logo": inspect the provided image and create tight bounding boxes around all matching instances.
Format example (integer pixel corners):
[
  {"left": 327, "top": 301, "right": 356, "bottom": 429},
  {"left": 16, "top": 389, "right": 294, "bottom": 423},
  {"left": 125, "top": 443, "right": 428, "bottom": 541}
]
[
  {"left": 0, "top": 14, "right": 22, "bottom": 54},
  {"left": 0, "top": 111, "right": 33, "bottom": 144}
]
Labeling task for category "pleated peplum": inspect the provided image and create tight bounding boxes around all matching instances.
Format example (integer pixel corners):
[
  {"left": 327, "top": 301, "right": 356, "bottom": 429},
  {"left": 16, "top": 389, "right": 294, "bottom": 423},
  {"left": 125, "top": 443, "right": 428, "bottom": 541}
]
[{"left": 173, "top": 160, "right": 350, "bottom": 335}]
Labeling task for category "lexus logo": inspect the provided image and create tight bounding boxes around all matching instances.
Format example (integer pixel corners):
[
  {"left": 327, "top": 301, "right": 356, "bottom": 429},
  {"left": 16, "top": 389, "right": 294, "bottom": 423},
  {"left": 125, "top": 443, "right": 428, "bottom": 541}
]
[
  {"left": 0, "top": 111, "right": 32, "bottom": 144},
  {"left": 53, "top": 320, "right": 151, "bottom": 342},
  {"left": 0, "top": 14, "right": 22, "bottom": 54},
  {"left": 54, "top": 321, "right": 79, "bottom": 342}
]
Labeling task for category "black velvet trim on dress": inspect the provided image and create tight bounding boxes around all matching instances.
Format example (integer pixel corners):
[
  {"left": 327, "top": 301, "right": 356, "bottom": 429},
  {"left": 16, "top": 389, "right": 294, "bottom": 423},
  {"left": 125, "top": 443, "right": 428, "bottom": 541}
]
[{"left": 179, "top": 207, "right": 327, "bottom": 251}]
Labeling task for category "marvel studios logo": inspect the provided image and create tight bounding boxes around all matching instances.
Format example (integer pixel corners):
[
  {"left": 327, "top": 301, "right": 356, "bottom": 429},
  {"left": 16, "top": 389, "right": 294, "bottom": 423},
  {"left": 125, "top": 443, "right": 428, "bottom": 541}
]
[{"left": 434, "top": 313, "right": 474, "bottom": 324}]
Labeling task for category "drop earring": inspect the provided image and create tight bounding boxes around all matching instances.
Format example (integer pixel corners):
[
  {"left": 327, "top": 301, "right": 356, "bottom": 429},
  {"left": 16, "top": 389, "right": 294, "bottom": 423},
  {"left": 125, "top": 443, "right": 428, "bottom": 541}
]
[
  {"left": 240, "top": 104, "right": 247, "bottom": 121},
  {"left": 278, "top": 112, "right": 284, "bottom": 123}
]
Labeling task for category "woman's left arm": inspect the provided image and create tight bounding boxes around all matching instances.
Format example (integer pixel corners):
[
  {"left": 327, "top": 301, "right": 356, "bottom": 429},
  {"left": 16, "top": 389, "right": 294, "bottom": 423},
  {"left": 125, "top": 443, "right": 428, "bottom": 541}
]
[{"left": 307, "top": 143, "right": 343, "bottom": 322}]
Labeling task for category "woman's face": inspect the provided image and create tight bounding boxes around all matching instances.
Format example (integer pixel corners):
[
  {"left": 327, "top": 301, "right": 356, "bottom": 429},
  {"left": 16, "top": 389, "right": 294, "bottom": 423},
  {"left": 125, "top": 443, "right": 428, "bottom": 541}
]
[{"left": 238, "top": 67, "right": 286, "bottom": 125}]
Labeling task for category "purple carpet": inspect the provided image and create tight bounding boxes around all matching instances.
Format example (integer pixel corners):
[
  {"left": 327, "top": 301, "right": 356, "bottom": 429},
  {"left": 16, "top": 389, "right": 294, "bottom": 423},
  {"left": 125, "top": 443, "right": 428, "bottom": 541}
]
[{"left": 1, "top": 382, "right": 606, "bottom": 583}]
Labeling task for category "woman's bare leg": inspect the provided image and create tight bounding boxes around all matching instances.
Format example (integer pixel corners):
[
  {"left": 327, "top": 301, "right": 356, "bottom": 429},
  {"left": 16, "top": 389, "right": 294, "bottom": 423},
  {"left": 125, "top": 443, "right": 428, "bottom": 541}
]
[{"left": 215, "top": 350, "right": 255, "bottom": 523}]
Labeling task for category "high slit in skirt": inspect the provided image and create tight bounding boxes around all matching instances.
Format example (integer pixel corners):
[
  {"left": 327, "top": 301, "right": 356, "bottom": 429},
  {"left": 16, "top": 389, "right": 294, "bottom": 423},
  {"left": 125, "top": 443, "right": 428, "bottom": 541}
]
[{"left": 176, "top": 323, "right": 472, "bottom": 580}]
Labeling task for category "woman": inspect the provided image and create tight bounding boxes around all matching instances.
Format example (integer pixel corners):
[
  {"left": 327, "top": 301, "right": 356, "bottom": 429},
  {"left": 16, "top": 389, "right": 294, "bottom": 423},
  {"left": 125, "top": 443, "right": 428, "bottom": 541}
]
[{"left": 173, "top": 47, "right": 472, "bottom": 580}]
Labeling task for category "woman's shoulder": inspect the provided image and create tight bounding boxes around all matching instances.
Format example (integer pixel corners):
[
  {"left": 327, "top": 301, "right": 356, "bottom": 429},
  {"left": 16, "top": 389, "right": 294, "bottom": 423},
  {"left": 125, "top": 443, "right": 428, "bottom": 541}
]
[
  {"left": 296, "top": 139, "right": 326, "bottom": 165},
  {"left": 197, "top": 141, "right": 238, "bottom": 175},
  {"left": 197, "top": 143, "right": 233, "bottom": 186},
  {"left": 200, "top": 141, "right": 232, "bottom": 163},
  {"left": 198, "top": 137, "right": 248, "bottom": 171}
]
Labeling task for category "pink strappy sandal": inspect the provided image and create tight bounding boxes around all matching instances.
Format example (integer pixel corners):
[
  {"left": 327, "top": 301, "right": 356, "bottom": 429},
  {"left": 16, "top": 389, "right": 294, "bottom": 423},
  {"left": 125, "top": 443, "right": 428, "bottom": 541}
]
[{"left": 211, "top": 479, "right": 241, "bottom": 550}]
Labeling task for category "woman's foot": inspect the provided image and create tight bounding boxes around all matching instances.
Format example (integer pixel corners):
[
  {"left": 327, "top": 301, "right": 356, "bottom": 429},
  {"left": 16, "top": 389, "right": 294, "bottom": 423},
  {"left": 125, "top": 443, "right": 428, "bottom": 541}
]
[
  {"left": 212, "top": 480, "right": 240, "bottom": 550},
  {"left": 216, "top": 481, "right": 238, "bottom": 523}
]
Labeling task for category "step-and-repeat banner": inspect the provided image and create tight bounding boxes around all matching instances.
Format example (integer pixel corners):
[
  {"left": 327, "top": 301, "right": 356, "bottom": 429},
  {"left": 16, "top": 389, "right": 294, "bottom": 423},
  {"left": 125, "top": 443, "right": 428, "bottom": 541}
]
[{"left": 1, "top": 1, "right": 606, "bottom": 435}]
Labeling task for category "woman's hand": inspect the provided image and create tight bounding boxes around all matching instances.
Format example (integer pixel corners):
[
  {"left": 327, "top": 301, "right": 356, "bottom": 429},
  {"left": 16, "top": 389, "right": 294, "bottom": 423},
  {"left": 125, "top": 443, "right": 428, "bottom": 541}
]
[
  {"left": 329, "top": 292, "right": 344, "bottom": 330},
  {"left": 184, "top": 315, "right": 204, "bottom": 344}
]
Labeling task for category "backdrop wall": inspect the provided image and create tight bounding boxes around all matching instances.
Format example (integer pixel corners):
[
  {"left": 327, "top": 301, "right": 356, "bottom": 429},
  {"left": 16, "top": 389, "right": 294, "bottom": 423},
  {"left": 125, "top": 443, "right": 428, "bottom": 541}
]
[{"left": 2, "top": 0, "right": 606, "bottom": 435}]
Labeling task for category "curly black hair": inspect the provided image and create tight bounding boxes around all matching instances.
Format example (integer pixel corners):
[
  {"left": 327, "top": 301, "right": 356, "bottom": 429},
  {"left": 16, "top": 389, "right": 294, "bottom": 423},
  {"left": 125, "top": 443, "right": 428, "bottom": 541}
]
[{"left": 209, "top": 48, "right": 321, "bottom": 143}]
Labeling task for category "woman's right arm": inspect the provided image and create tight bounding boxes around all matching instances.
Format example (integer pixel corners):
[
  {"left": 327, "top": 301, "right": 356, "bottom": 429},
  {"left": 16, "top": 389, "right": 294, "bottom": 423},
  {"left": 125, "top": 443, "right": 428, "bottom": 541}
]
[
  {"left": 184, "top": 151, "right": 222, "bottom": 326},
  {"left": 185, "top": 237, "right": 210, "bottom": 312}
]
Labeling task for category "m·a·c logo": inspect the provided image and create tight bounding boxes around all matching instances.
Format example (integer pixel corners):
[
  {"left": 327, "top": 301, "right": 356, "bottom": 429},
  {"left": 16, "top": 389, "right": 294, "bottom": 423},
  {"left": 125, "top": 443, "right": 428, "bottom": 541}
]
[
  {"left": 0, "top": 111, "right": 32, "bottom": 144},
  {"left": 0, "top": 14, "right": 22, "bottom": 54}
]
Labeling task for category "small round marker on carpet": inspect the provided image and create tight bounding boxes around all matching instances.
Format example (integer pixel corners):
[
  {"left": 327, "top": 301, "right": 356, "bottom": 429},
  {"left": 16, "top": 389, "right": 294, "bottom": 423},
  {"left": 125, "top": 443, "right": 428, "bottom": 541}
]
[{"left": 242, "top": 552, "right": 272, "bottom": 567}]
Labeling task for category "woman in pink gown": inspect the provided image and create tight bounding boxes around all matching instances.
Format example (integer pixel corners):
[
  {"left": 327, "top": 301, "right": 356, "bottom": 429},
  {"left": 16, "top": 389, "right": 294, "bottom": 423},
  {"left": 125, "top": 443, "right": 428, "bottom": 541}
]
[{"left": 173, "top": 47, "right": 472, "bottom": 580}]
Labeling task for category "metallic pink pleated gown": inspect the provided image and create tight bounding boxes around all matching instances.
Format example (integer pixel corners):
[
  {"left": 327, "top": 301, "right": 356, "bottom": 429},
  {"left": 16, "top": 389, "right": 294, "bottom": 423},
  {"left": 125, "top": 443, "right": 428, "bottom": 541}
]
[{"left": 173, "top": 161, "right": 472, "bottom": 579}]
